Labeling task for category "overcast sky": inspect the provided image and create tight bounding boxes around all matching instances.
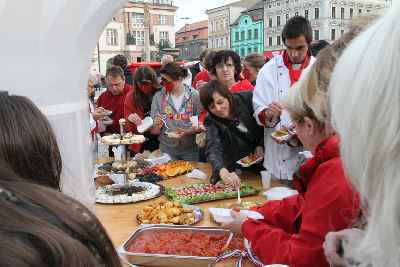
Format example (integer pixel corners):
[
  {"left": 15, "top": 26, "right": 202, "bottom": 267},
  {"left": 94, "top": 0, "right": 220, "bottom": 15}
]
[{"left": 173, "top": 0, "right": 238, "bottom": 32}]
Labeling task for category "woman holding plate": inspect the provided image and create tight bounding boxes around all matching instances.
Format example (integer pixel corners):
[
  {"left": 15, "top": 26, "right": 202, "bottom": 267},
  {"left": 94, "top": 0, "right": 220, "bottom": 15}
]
[
  {"left": 199, "top": 80, "right": 264, "bottom": 185},
  {"left": 150, "top": 62, "right": 202, "bottom": 161},
  {"left": 124, "top": 66, "right": 161, "bottom": 153}
]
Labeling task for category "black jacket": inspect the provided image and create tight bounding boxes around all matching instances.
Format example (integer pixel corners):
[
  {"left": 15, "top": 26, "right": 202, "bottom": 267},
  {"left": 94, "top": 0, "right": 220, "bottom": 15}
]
[{"left": 205, "top": 91, "right": 264, "bottom": 184}]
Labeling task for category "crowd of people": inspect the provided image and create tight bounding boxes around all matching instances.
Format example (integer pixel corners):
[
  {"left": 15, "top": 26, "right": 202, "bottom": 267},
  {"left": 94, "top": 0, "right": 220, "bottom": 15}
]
[{"left": 1, "top": 2, "right": 400, "bottom": 266}]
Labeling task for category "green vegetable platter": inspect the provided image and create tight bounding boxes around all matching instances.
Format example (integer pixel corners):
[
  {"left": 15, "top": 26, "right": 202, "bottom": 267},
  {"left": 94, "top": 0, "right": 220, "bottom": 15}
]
[{"left": 164, "top": 183, "right": 260, "bottom": 204}]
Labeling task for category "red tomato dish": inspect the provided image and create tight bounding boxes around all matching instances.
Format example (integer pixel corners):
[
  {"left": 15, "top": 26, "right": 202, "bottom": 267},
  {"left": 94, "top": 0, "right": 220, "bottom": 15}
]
[{"left": 128, "top": 231, "right": 244, "bottom": 257}]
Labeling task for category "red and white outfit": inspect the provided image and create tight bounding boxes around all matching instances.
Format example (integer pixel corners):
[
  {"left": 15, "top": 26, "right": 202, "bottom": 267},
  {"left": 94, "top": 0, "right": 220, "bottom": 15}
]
[
  {"left": 242, "top": 135, "right": 361, "bottom": 267},
  {"left": 96, "top": 84, "right": 132, "bottom": 134},
  {"left": 253, "top": 52, "right": 315, "bottom": 180}
]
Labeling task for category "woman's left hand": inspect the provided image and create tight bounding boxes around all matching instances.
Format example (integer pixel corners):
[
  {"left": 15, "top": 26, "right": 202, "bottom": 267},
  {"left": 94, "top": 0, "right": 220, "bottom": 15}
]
[
  {"left": 221, "top": 209, "right": 247, "bottom": 234},
  {"left": 254, "top": 146, "right": 264, "bottom": 158}
]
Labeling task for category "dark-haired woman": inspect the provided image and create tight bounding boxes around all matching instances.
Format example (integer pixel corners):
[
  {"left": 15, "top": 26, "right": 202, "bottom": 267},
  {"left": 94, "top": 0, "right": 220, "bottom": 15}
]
[
  {"left": 200, "top": 80, "right": 264, "bottom": 185},
  {"left": 151, "top": 62, "right": 202, "bottom": 161},
  {"left": 124, "top": 66, "right": 161, "bottom": 153},
  {"left": 210, "top": 50, "right": 254, "bottom": 93},
  {"left": 0, "top": 92, "right": 61, "bottom": 190},
  {"left": 0, "top": 163, "right": 121, "bottom": 267}
]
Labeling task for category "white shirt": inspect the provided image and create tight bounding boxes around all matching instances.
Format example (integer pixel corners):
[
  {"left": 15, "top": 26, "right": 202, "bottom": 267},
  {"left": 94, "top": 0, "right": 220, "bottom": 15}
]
[
  {"left": 171, "top": 93, "right": 185, "bottom": 111},
  {"left": 253, "top": 54, "right": 315, "bottom": 180}
]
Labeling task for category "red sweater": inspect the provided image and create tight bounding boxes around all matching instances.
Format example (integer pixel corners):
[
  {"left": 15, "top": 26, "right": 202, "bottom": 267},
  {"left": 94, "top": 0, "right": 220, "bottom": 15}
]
[
  {"left": 242, "top": 135, "right": 360, "bottom": 267},
  {"left": 124, "top": 89, "right": 144, "bottom": 153},
  {"left": 230, "top": 79, "right": 254, "bottom": 93},
  {"left": 97, "top": 84, "right": 132, "bottom": 134}
]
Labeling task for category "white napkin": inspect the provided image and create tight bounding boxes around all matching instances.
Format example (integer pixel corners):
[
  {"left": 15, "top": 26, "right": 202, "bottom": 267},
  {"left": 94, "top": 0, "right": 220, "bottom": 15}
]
[
  {"left": 263, "top": 187, "right": 298, "bottom": 200},
  {"left": 186, "top": 169, "right": 207, "bottom": 180},
  {"left": 209, "top": 208, "right": 264, "bottom": 224},
  {"left": 112, "top": 146, "right": 124, "bottom": 161}
]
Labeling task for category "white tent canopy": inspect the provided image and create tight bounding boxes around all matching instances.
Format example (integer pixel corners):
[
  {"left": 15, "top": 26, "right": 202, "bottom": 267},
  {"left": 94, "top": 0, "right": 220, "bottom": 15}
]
[{"left": 0, "top": 0, "right": 128, "bottom": 210}]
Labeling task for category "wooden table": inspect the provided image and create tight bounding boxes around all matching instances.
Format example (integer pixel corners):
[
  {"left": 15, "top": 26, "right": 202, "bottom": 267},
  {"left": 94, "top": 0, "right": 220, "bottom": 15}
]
[{"left": 96, "top": 162, "right": 277, "bottom": 266}]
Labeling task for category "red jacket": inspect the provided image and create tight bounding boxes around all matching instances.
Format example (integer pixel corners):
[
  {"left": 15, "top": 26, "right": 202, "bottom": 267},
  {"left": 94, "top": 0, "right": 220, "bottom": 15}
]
[
  {"left": 97, "top": 83, "right": 132, "bottom": 134},
  {"left": 124, "top": 89, "right": 144, "bottom": 153},
  {"left": 242, "top": 135, "right": 360, "bottom": 267},
  {"left": 230, "top": 79, "right": 254, "bottom": 93},
  {"left": 192, "top": 70, "right": 211, "bottom": 89}
]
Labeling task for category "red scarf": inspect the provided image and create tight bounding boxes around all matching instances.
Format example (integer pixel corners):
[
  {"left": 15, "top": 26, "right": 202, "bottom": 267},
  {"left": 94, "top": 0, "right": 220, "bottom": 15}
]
[{"left": 283, "top": 50, "right": 311, "bottom": 85}]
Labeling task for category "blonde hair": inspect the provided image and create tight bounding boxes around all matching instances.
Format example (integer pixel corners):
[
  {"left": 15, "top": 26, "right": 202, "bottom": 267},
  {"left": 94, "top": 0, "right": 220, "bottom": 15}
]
[
  {"left": 330, "top": 3, "right": 400, "bottom": 266},
  {"left": 244, "top": 53, "right": 265, "bottom": 71},
  {"left": 285, "top": 17, "right": 376, "bottom": 126}
]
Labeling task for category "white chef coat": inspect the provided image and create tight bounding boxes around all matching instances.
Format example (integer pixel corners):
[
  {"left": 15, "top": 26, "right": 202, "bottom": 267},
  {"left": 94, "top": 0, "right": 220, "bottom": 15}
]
[{"left": 253, "top": 54, "right": 316, "bottom": 180}]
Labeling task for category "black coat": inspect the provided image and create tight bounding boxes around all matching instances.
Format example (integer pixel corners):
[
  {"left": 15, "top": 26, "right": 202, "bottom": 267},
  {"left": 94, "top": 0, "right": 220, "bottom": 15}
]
[{"left": 204, "top": 91, "right": 264, "bottom": 184}]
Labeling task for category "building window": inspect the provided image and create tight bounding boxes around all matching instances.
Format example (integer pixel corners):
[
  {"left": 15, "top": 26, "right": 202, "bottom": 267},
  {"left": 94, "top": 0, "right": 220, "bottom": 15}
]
[
  {"left": 226, "top": 36, "right": 229, "bottom": 47},
  {"left": 106, "top": 29, "right": 118, "bottom": 46},
  {"left": 295, "top": 11, "right": 299, "bottom": 16},
  {"left": 221, "top": 37, "right": 225, "bottom": 47},
  {"left": 269, "top": 17, "right": 273, "bottom": 27},
  {"left": 315, "top": 8, "right": 320, "bottom": 19},
  {"left": 224, "top": 18, "right": 228, "bottom": 29},
  {"left": 131, "top": 13, "right": 144, "bottom": 27},
  {"left": 254, "top": 28, "right": 259, "bottom": 39},
  {"left": 277, "top": 36, "right": 281, "bottom": 46},
  {"left": 211, "top": 39, "right": 214, "bottom": 48},
  {"left": 247, "top": 47, "right": 252, "bottom": 54},
  {"left": 285, "top": 13, "right": 289, "bottom": 22},
  {"left": 216, "top": 38, "right": 219, "bottom": 48},
  {"left": 241, "top": 48, "right": 245, "bottom": 57},
  {"left": 359, "top": 9, "right": 362, "bottom": 14},
  {"left": 248, "top": 29, "right": 252, "bottom": 40},
  {"left": 331, "top": 29, "right": 336, "bottom": 40},
  {"left": 241, "top": 31, "right": 245, "bottom": 40},
  {"left": 159, "top": 15, "right": 167, "bottom": 25},
  {"left": 235, "top": 31, "right": 239, "bottom": 41},
  {"left": 127, "top": 30, "right": 144, "bottom": 46},
  {"left": 341, "top": 7, "right": 345, "bottom": 19},
  {"left": 314, "top": 30, "right": 319, "bottom": 41},
  {"left": 304, "top": 10, "right": 309, "bottom": 19},
  {"left": 277, "top": 16, "right": 281, "bottom": 26},
  {"left": 269, "top": 36, "right": 273, "bottom": 46},
  {"left": 254, "top": 46, "right": 259, "bottom": 53},
  {"left": 332, "top": 6, "right": 336, "bottom": 19},
  {"left": 350, "top": 8, "right": 354, "bottom": 18},
  {"left": 341, "top": 29, "right": 344, "bottom": 36},
  {"left": 159, "top": 31, "right": 169, "bottom": 45}
]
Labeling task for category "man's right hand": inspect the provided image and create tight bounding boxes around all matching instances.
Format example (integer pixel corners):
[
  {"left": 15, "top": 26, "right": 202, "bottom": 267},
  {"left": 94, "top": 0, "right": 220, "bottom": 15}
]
[
  {"left": 220, "top": 168, "right": 241, "bottom": 189},
  {"left": 128, "top": 113, "right": 142, "bottom": 126},
  {"left": 265, "top": 101, "right": 283, "bottom": 119}
]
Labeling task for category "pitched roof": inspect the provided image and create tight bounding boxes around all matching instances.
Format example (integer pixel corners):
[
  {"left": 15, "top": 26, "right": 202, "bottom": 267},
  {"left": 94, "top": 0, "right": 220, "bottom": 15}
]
[
  {"left": 176, "top": 20, "right": 208, "bottom": 34},
  {"left": 231, "top": 0, "right": 264, "bottom": 26}
]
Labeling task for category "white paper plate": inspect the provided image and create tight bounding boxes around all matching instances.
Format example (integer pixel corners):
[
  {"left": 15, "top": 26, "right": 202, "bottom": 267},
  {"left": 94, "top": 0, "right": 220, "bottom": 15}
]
[
  {"left": 263, "top": 187, "right": 298, "bottom": 201},
  {"left": 236, "top": 156, "right": 263, "bottom": 168},
  {"left": 96, "top": 181, "right": 162, "bottom": 204},
  {"left": 209, "top": 208, "right": 264, "bottom": 224},
  {"left": 137, "top": 117, "right": 153, "bottom": 133}
]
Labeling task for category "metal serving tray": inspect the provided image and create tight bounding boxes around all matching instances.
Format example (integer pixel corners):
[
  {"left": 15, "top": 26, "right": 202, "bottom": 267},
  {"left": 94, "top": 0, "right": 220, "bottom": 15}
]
[{"left": 118, "top": 225, "right": 232, "bottom": 267}]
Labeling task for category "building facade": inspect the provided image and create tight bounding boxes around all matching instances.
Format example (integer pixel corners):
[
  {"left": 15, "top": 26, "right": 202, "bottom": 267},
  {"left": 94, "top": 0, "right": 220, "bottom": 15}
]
[
  {"left": 231, "top": 1, "right": 264, "bottom": 58},
  {"left": 264, "top": 0, "right": 391, "bottom": 52},
  {"left": 175, "top": 20, "right": 208, "bottom": 61},
  {"left": 206, "top": 0, "right": 259, "bottom": 50},
  {"left": 91, "top": 0, "right": 177, "bottom": 75}
]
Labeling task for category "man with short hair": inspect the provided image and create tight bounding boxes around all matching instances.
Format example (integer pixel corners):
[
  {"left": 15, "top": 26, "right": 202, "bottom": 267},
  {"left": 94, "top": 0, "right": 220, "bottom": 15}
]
[
  {"left": 96, "top": 65, "right": 132, "bottom": 134},
  {"left": 112, "top": 54, "right": 133, "bottom": 86},
  {"left": 253, "top": 16, "right": 316, "bottom": 183}
]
